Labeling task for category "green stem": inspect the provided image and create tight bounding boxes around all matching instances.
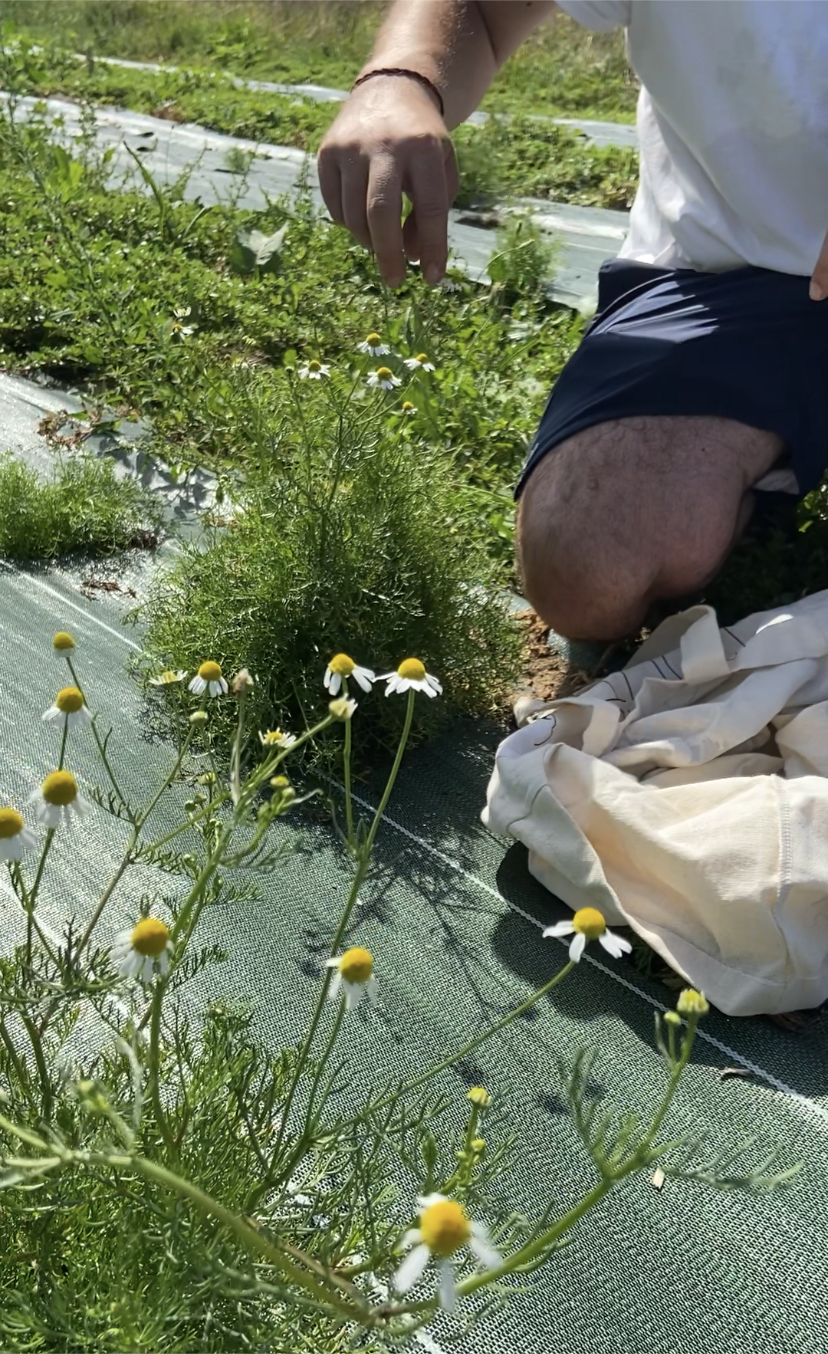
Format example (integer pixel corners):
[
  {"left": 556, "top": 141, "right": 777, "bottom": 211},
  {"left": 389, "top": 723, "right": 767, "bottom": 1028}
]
[
  {"left": 20, "top": 1015, "right": 52, "bottom": 1122},
  {"left": 359, "top": 959, "right": 576, "bottom": 1123},
  {"left": 273, "top": 694, "right": 417, "bottom": 1165},
  {"left": 127, "top": 1155, "right": 369, "bottom": 1323},
  {"left": 149, "top": 980, "right": 174, "bottom": 1152},
  {"left": 26, "top": 829, "right": 55, "bottom": 967},
  {"left": 342, "top": 684, "right": 355, "bottom": 849},
  {"left": 68, "top": 657, "right": 131, "bottom": 818},
  {"left": 0, "top": 1018, "right": 37, "bottom": 1113},
  {"left": 58, "top": 718, "right": 68, "bottom": 772}
]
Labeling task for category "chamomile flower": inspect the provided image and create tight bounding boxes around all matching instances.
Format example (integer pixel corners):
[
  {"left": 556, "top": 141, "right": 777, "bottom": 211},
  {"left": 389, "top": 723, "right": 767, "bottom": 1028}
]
[
  {"left": 323, "top": 653, "right": 375, "bottom": 696},
  {"left": 325, "top": 947, "right": 378, "bottom": 1011},
  {"left": 401, "top": 401, "right": 417, "bottom": 415},
  {"left": 367, "top": 367, "right": 401, "bottom": 391},
  {"left": 358, "top": 332, "right": 390, "bottom": 356},
  {"left": 395, "top": 1194, "right": 501, "bottom": 1311},
  {"left": 403, "top": 353, "right": 435, "bottom": 372},
  {"left": 42, "top": 686, "right": 92, "bottom": 729},
  {"left": 298, "top": 359, "right": 330, "bottom": 380},
  {"left": 0, "top": 807, "right": 38, "bottom": 861},
  {"left": 28, "top": 771, "right": 88, "bottom": 829},
  {"left": 543, "top": 906, "right": 632, "bottom": 964},
  {"left": 52, "top": 631, "right": 75, "bottom": 658},
  {"left": 259, "top": 728, "right": 297, "bottom": 749},
  {"left": 380, "top": 658, "right": 442, "bottom": 698},
  {"left": 188, "top": 661, "right": 228, "bottom": 698},
  {"left": 113, "top": 917, "right": 172, "bottom": 983},
  {"left": 149, "top": 669, "right": 187, "bottom": 687},
  {"left": 170, "top": 307, "right": 195, "bottom": 338}
]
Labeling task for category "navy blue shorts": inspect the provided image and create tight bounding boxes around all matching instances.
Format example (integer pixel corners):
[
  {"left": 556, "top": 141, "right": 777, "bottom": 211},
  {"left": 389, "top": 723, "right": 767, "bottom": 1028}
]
[{"left": 517, "top": 259, "right": 828, "bottom": 500}]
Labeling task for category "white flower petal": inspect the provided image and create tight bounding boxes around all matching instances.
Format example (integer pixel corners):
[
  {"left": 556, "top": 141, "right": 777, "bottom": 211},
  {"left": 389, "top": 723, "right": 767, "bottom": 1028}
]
[
  {"left": 353, "top": 667, "right": 375, "bottom": 692},
  {"left": 570, "top": 931, "right": 587, "bottom": 963},
  {"left": 543, "top": 920, "right": 575, "bottom": 938},
  {"left": 417, "top": 1193, "right": 447, "bottom": 1210},
  {"left": 394, "top": 1243, "right": 430, "bottom": 1294},
  {"left": 42, "top": 706, "right": 61, "bottom": 723},
  {"left": 401, "top": 1228, "right": 422, "bottom": 1249},
  {"left": 438, "top": 1259, "right": 457, "bottom": 1311},
  {"left": 327, "top": 971, "right": 342, "bottom": 1001},
  {"left": 599, "top": 931, "right": 632, "bottom": 959},
  {"left": 189, "top": 675, "right": 206, "bottom": 695},
  {"left": 470, "top": 1224, "right": 502, "bottom": 1272}
]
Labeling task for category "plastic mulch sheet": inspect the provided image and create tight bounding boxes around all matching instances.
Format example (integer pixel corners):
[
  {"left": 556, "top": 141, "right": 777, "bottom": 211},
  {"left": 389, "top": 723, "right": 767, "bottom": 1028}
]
[{"left": 2, "top": 545, "right": 828, "bottom": 1354}]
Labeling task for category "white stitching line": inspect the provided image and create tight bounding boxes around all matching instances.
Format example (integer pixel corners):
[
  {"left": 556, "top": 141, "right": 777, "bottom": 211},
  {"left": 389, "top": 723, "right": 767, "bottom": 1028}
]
[
  {"left": 1, "top": 562, "right": 143, "bottom": 651},
  {"left": 6, "top": 563, "right": 826, "bottom": 1131},
  {"left": 346, "top": 787, "right": 828, "bottom": 1133}
]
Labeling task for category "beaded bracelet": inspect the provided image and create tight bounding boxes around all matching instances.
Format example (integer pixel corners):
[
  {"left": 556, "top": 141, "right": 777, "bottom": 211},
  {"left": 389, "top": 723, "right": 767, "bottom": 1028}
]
[{"left": 351, "top": 67, "right": 445, "bottom": 118}]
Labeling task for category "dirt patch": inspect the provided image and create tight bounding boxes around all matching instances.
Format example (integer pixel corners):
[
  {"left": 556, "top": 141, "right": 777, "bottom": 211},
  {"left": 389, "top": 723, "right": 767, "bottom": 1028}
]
[{"left": 516, "top": 608, "right": 595, "bottom": 703}]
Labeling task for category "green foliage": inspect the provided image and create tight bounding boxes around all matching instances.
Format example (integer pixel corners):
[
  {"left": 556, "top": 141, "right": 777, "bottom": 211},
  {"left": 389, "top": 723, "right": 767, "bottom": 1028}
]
[
  {"left": 488, "top": 217, "right": 559, "bottom": 304},
  {"left": 454, "top": 116, "right": 638, "bottom": 211},
  {"left": 0, "top": 452, "right": 162, "bottom": 560},
  {"left": 0, "top": 646, "right": 800, "bottom": 1351},
  {"left": 0, "top": 1, "right": 638, "bottom": 120},
  {"left": 0, "top": 38, "right": 640, "bottom": 210},
  {"left": 139, "top": 379, "right": 522, "bottom": 749}
]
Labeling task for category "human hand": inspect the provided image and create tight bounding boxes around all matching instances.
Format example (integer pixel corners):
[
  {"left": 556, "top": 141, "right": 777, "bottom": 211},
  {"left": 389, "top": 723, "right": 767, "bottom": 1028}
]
[
  {"left": 317, "top": 76, "right": 459, "bottom": 288},
  {"left": 810, "top": 229, "right": 828, "bottom": 300}
]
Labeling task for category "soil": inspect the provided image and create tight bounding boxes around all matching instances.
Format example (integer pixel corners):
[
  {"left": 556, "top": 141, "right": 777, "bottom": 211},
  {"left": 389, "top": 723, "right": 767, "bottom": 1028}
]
[{"left": 516, "top": 608, "right": 595, "bottom": 703}]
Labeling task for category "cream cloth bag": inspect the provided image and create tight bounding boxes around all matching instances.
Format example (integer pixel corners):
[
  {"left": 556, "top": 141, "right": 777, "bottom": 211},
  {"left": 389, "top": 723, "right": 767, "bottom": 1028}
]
[{"left": 483, "top": 593, "right": 828, "bottom": 1017}]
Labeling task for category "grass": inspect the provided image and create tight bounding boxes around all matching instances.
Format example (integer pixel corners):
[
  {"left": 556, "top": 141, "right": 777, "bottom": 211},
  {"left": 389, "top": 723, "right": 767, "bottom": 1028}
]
[
  {"left": 0, "top": 451, "right": 162, "bottom": 560},
  {"left": 0, "top": 0, "right": 639, "bottom": 120},
  {"left": 0, "top": 39, "right": 639, "bottom": 210},
  {"left": 0, "top": 103, "right": 552, "bottom": 739}
]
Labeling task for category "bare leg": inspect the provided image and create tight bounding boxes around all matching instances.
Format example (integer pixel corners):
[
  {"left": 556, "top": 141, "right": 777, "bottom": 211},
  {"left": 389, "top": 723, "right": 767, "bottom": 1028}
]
[{"left": 517, "top": 415, "right": 784, "bottom": 640}]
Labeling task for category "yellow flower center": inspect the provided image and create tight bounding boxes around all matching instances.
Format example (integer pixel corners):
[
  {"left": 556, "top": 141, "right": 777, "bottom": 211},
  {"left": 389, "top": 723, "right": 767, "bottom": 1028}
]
[
  {"left": 402, "top": 401, "right": 415, "bottom": 411},
  {"left": 366, "top": 333, "right": 381, "bottom": 345},
  {"left": 0, "top": 808, "right": 24, "bottom": 839},
  {"left": 157, "top": 670, "right": 182, "bottom": 684},
  {"left": 572, "top": 907, "right": 606, "bottom": 940},
  {"left": 376, "top": 367, "right": 393, "bottom": 380},
  {"left": 397, "top": 658, "right": 426, "bottom": 682},
  {"left": 329, "top": 653, "right": 355, "bottom": 676},
  {"left": 198, "top": 661, "right": 222, "bottom": 682},
  {"left": 415, "top": 353, "right": 429, "bottom": 364},
  {"left": 262, "top": 729, "right": 285, "bottom": 744},
  {"left": 339, "top": 946, "right": 374, "bottom": 985},
  {"left": 55, "top": 686, "right": 84, "bottom": 714},
  {"left": 308, "top": 359, "right": 321, "bottom": 373},
  {"left": 420, "top": 1200, "right": 471, "bottom": 1257},
  {"left": 41, "top": 770, "right": 78, "bottom": 807},
  {"left": 53, "top": 631, "right": 75, "bottom": 652},
  {"left": 130, "top": 917, "right": 170, "bottom": 957}
]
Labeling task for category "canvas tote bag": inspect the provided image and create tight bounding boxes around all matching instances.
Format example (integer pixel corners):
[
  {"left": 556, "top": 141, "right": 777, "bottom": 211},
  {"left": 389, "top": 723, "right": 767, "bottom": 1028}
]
[{"left": 483, "top": 592, "right": 828, "bottom": 1017}]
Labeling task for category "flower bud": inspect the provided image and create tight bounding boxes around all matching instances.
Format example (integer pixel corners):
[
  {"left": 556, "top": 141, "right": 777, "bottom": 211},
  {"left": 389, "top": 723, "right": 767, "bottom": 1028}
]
[
  {"left": 329, "top": 697, "right": 357, "bottom": 721},
  {"left": 664, "top": 1010, "right": 682, "bottom": 1026},
  {"left": 676, "top": 988, "right": 709, "bottom": 1018},
  {"left": 231, "top": 667, "right": 255, "bottom": 695},
  {"left": 466, "top": 1086, "right": 491, "bottom": 1109},
  {"left": 189, "top": 710, "right": 208, "bottom": 724}
]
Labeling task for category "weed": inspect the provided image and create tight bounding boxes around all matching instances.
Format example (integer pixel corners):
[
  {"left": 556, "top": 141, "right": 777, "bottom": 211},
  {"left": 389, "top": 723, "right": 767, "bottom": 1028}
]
[
  {"left": 0, "top": 2, "right": 638, "bottom": 119},
  {"left": 0, "top": 452, "right": 162, "bottom": 560}
]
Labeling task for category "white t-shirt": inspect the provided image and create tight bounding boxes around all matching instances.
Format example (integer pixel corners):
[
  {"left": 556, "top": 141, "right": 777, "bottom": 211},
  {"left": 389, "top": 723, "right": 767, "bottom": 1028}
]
[{"left": 558, "top": 0, "right": 828, "bottom": 275}]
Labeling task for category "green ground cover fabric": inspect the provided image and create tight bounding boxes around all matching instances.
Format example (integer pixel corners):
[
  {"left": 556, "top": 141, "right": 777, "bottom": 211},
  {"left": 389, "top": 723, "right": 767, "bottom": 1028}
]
[{"left": 2, "top": 554, "right": 828, "bottom": 1354}]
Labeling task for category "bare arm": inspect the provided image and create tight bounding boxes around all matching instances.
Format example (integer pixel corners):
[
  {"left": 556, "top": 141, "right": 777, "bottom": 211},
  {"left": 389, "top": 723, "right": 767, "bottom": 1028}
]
[{"left": 317, "top": 0, "right": 556, "bottom": 287}]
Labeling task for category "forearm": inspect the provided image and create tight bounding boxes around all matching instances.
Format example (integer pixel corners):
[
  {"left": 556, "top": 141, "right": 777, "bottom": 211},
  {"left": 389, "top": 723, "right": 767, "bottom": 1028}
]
[{"left": 357, "top": 0, "right": 556, "bottom": 129}]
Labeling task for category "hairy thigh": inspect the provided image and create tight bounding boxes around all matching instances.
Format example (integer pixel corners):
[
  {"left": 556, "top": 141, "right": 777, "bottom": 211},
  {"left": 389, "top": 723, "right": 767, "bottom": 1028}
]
[{"left": 518, "top": 415, "right": 783, "bottom": 606}]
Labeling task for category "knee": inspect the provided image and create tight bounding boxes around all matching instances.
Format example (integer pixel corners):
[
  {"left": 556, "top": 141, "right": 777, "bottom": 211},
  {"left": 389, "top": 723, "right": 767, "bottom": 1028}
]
[
  {"left": 518, "top": 523, "right": 650, "bottom": 640},
  {"left": 516, "top": 476, "right": 653, "bottom": 642}
]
